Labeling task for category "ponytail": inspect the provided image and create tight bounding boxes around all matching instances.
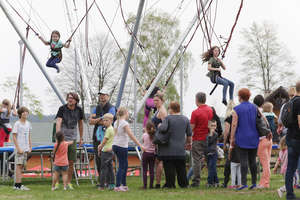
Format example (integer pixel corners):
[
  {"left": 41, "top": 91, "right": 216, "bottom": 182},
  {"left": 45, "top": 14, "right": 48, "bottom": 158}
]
[{"left": 53, "top": 131, "right": 64, "bottom": 161}]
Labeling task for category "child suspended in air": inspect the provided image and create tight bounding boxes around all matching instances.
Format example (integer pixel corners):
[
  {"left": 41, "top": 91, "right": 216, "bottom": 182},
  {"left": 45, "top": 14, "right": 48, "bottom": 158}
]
[
  {"left": 39, "top": 30, "right": 71, "bottom": 73},
  {"left": 202, "top": 46, "right": 234, "bottom": 106}
]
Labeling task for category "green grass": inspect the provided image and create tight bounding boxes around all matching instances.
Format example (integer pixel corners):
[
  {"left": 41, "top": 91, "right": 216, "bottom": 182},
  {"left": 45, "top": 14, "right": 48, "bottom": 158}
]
[{"left": 0, "top": 174, "right": 298, "bottom": 200}]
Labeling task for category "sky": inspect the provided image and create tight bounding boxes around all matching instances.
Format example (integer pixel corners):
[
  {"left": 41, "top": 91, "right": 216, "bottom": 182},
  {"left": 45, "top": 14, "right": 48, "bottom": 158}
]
[{"left": 0, "top": 0, "right": 300, "bottom": 117}]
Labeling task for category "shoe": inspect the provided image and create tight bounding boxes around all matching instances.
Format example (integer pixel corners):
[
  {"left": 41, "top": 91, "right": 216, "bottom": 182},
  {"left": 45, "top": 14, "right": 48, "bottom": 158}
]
[
  {"left": 108, "top": 184, "right": 115, "bottom": 190},
  {"left": 121, "top": 186, "right": 129, "bottom": 191},
  {"left": 222, "top": 100, "right": 228, "bottom": 106},
  {"left": 214, "top": 183, "right": 220, "bottom": 188},
  {"left": 57, "top": 67, "right": 60, "bottom": 73},
  {"left": 221, "top": 183, "right": 227, "bottom": 188},
  {"left": 257, "top": 185, "right": 267, "bottom": 189},
  {"left": 206, "top": 184, "right": 214, "bottom": 188},
  {"left": 277, "top": 188, "right": 283, "bottom": 198},
  {"left": 55, "top": 183, "right": 59, "bottom": 190},
  {"left": 228, "top": 185, "right": 236, "bottom": 189},
  {"left": 249, "top": 184, "right": 257, "bottom": 190},
  {"left": 155, "top": 184, "right": 161, "bottom": 189},
  {"left": 114, "top": 186, "right": 126, "bottom": 192},
  {"left": 67, "top": 183, "right": 74, "bottom": 190},
  {"left": 64, "top": 187, "right": 67, "bottom": 191},
  {"left": 14, "top": 185, "right": 30, "bottom": 191},
  {"left": 190, "top": 183, "right": 199, "bottom": 188},
  {"left": 236, "top": 185, "right": 248, "bottom": 191},
  {"left": 296, "top": 185, "right": 300, "bottom": 189},
  {"left": 98, "top": 187, "right": 105, "bottom": 191}
]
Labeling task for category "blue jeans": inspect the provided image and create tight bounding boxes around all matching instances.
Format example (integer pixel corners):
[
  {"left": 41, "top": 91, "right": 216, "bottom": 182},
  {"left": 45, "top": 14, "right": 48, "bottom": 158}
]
[
  {"left": 187, "top": 167, "right": 193, "bottom": 181},
  {"left": 285, "top": 138, "right": 300, "bottom": 199},
  {"left": 113, "top": 145, "right": 128, "bottom": 187},
  {"left": 207, "top": 153, "right": 219, "bottom": 184},
  {"left": 46, "top": 56, "right": 60, "bottom": 70},
  {"left": 216, "top": 76, "right": 234, "bottom": 101}
]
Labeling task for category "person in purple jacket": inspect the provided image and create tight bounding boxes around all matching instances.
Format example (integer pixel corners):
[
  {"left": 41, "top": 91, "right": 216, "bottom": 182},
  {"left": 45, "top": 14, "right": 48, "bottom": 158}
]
[{"left": 230, "top": 88, "right": 259, "bottom": 191}]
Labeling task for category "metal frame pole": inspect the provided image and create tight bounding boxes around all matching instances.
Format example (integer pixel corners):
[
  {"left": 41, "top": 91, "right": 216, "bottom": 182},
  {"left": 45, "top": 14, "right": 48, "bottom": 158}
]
[
  {"left": 0, "top": 0, "right": 66, "bottom": 105},
  {"left": 179, "top": 47, "right": 184, "bottom": 115},
  {"left": 18, "top": 40, "right": 24, "bottom": 106},
  {"left": 116, "top": 0, "right": 145, "bottom": 108},
  {"left": 136, "top": 0, "right": 209, "bottom": 113},
  {"left": 133, "top": 45, "right": 137, "bottom": 136}
]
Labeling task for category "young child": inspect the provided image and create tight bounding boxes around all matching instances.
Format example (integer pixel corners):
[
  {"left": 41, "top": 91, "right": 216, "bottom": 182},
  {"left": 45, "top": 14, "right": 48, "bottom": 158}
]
[
  {"left": 52, "top": 131, "right": 73, "bottom": 191},
  {"left": 228, "top": 146, "right": 241, "bottom": 189},
  {"left": 39, "top": 30, "right": 71, "bottom": 73},
  {"left": 97, "top": 113, "right": 115, "bottom": 191},
  {"left": 12, "top": 107, "right": 32, "bottom": 190},
  {"left": 112, "top": 107, "right": 145, "bottom": 192},
  {"left": 205, "top": 120, "right": 219, "bottom": 187},
  {"left": 142, "top": 121, "right": 156, "bottom": 189},
  {"left": 0, "top": 99, "right": 17, "bottom": 147},
  {"left": 263, "top": 102, "right": 279, "bottom": 144},
  {"left": 274, "top": 136, "right": 298, "bottom": 198}
]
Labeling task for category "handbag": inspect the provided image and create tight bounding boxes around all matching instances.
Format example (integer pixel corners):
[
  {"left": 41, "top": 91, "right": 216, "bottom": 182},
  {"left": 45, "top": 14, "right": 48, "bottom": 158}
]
[
  {"left": 153, "top": 118, "right": 171, "bottom": 145},
  {"left": 256, "top": 108, "right": 271, "bottom": 137}
]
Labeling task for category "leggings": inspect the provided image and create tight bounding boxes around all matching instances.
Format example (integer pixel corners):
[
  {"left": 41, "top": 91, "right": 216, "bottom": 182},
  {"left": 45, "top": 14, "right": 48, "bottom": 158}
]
[
  {"left": 142, "top": 152, "right": 155, "bottom": 188},
  {"left": 143, "top": 98, "right": 155, "bottom": 127},
  {"left": 46, "top": 56, "right": 60, "bottom": 70},
  {"left": 215, "top": 76, "right": 234, "bottom": 101},
  {"left": 231, "top": 162, "right": 241, "bottom": 186}
]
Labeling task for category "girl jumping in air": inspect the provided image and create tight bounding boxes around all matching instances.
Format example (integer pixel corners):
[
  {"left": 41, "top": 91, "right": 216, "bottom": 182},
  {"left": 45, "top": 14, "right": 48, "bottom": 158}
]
[
  {"left": 202, "top": 46, "right": 234, "bottom": 106},
  {"left": 39, "top": 30, "right": 71, "bottom": 73}
]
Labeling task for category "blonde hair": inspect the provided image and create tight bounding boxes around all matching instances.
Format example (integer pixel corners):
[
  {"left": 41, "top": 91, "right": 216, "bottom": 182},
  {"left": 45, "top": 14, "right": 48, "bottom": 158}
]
[
  {"left": 114, "top": 107, "right": 128, "bottom": 134},
  {"left": 103, "top": 113, "right": 114, "bottom": 121},
  {"left": 2, "top": 99, "right": 11, "bottom": 117},
  {"left": 279, "top": 135, "right": 287, "bottom": 150},
  {"left": 262, "top": 102, "right": 273, "bottom": 113},
  {"left": 225, "top": 101, "right": 235, "bottom": 118}
]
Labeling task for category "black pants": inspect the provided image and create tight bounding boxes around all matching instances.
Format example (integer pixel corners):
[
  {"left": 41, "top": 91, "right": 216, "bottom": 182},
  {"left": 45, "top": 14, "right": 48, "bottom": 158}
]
[
  {"left": 238, "top": 147, "right": 257, "bottom": 186},
  {"left": 223, "top": 151, "right": 231, "bottom": 186},
  {"left": 162, "top": 159, "right": 188, "bottom": 188},
  {"left": 93, "top": 140, "right": 101, "bottom": 183}
]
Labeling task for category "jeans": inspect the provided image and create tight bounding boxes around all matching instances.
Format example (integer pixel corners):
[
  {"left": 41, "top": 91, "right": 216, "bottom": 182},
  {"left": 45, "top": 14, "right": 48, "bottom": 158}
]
[
  {"left": 207, "top": 153, "right": 219, "bottom": 184},
  {"left": 187, "top": 167, "right": 193, "bottom": 181},
  {"left": 112, "top": 145, "right": 128, "bottom": 187},
  {"left": 215, "top": 76, "right": 234, "bottom": 101},
  {"left": 285, "top": 138, "right": 300, "bottom": 199},
  {"left": 99, "top": 152, "right": 115, "bottom": 187},
  {"left": 238, "top": 147, "right": 257, "bottom": 186},
  {"left": 162, "top": 159, "right": 188, "bottom": 188},
  {"left": 142, "top": 152, "right": 155, "bottom": 188},
  {"left": 46, "top": 56, "right": 60, "bottom": 70}
]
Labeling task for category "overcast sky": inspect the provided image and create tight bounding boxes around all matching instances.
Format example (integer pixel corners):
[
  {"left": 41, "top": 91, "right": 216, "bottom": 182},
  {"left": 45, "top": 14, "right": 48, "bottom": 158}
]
[{"left": 0, "top": 0, "right": 299, "bottom": 116}]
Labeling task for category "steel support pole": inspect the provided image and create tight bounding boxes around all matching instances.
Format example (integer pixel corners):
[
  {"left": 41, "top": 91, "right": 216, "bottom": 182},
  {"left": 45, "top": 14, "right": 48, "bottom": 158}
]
[
  {"left": 136, "top": 0, "right": 209, "bottom": 113},
  {"left": 179, "top": 47, "right": 184, "bottom": 115},
  {"left": 18, "top": 40, "right": 24, "bottom": 106},
  {"left": 133, "top": 45, "right": 138, "bottom": 136},
  {"left": 116, "top": 0, "right": 145, "bottom": 108},
  {"left": 0, "top": 0, "right": 66, "bottom": 104}
]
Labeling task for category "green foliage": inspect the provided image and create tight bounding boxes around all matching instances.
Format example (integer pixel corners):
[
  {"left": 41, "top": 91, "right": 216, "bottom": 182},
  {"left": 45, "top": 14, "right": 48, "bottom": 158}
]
[
  {"left": 127, "top": 10, "right": 193, "bottom": 103},
  {"left": 0, "top": 77, "right": 43, "bottom": 118},
  {"left": 238, "top": 21, "right": 295, "bottom": 94}
]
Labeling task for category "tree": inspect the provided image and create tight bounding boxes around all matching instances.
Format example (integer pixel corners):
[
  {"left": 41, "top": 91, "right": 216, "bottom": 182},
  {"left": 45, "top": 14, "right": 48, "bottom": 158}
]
[
  {"left": 238, "top": 21, "right": 295, "bottom": 94},
  {"left": 54, "top": 35, "right": 123, "bottom": 114},
  {"left": 0, "top": 77, "right": 43, "bottom": 117},
  {"left": 127, "top": 10, "right": 193, "bottom": 103}
]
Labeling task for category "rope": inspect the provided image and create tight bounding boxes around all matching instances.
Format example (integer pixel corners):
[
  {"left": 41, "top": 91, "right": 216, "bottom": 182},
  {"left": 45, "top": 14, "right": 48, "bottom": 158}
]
[
  {"left": 13, "top": 27, "right": 30, "bottom": 108},
  {"left": 67, "top": 0, "right": 95, "bottom": 41},
  {"left": 94, "top": 1, "right": 143, "bottom": 88},
  {"left": 221, "top": 0, "right": 244, "bottom": 59},
  {"left": 85, "top": 0, "right": 93, "bottom": 65},
  {"left": 5, "top": 0, "right": 39, "bottom": 35},
  {"left": 198, "top": 0, "right": 211, "bottom": 48}
]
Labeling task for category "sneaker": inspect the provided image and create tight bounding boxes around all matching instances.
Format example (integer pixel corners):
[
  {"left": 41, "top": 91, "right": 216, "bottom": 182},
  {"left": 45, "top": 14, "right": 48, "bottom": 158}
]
[
  {"left": 221, "top": 183, "right": 227, "bottom": 188},
  {"left": 51, "top": 187, "right": 55, "bottom": 191},
  {"left": 64, "top": 187, "right": 67, "bottom": 191},
  {"left": 19, "top": 185, "right": 30, "bottom": 191},
  {"left": 108, "top": 184, "right": 115, "bottom": 190},
  {"left": 121, "top": 186, "right": 129, "bottom": 191},
  {"left": 67, "top": 183, "right": 74, "bottom": 190},
  {"left": 277, "top": 188, "right": 283, "bottom": 198},
  {"left": 55, "top": 183, "right": 59, "bottom": 190},
  {"left": 114, "top": 186, "right": 126, "bottom": 192},
  {"left": 222, "top": 100, "right": 228, "bottom": 106},
  {"left": 206, "top": 184, "right": 214, "bottom": 188},
  {"left": 228, "top": 185, "right": 236, "bottom": 189},
  {"left": 155, "top": 184, "right": 161, "bottom": 189},
  {"left": 57, "top": 67, "right": 60, "bottom": 73},
  {"left": 190, "top": 183, "right": 200, "bottom": 188},
  {"left": 98, "top": 187, "right": 105, "bottom": 191},
  {"left": 214, "top": 183, "right": 220, "bottom": 188},
  {"left": 236, "top": 185, "right": 248, "bottom": 191},
  {"left": 249, "top": 184, "right": 257, "bottom": 190}
]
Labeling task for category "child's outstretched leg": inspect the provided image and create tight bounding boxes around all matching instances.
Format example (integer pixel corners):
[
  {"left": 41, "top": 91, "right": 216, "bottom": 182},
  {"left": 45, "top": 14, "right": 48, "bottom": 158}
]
[
  {"left": 46, "top": 56, "right": 60, "bottom": 73},
  {"left": 52, "top": 171, "right": 59, "bottom": 191}
]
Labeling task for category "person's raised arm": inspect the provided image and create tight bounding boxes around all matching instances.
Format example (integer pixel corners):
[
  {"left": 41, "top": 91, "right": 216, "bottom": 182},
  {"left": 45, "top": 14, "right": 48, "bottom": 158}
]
[
  {"left": 38, "top": 36, "right": 50, "bottom": 45},
  {"left": 124, "top": 125, "right": 145, "bottom": 151},
  {"left": 63, "top": 39, "right": 71, "bottom": 48},
  {"left": 230, "top": 111, "right": 238, "bottom": 147},
  {"left": 218, "top": 58, "right": 226, "bottom": 70},
  {"left": 12, "top": 105, "right": 17, "bottom": 116}
]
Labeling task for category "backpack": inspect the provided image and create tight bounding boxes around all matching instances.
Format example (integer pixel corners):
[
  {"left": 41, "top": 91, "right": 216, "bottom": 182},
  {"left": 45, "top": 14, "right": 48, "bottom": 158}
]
[{"left": 281, "top": 97, "right": 299, "bottom": 128}]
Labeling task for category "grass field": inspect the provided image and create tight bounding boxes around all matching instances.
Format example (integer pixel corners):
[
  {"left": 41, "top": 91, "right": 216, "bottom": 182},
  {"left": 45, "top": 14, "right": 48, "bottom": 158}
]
[{"left": 0, "top": 173, "right": 299, "bottom": 200}]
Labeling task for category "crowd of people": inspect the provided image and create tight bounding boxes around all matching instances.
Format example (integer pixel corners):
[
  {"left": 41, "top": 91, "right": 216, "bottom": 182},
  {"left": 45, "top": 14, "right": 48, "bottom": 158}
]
[{"left": 1, "top": 79, "right": 300, "bottom": 200}]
